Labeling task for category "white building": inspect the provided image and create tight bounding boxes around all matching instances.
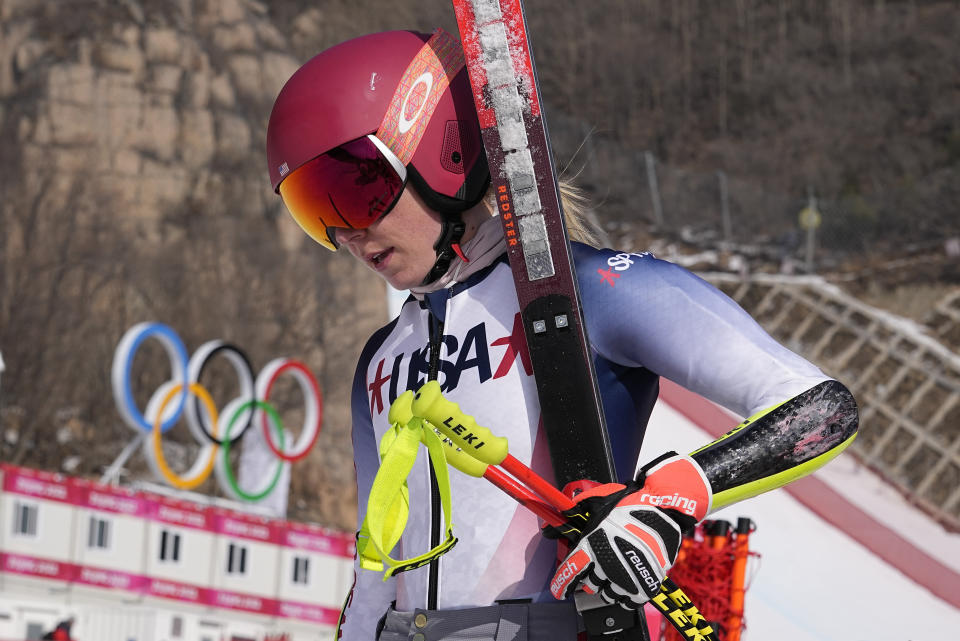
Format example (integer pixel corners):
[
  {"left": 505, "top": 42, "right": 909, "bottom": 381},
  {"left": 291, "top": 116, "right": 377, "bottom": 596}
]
[{"left": 0, "top": 464, "right": 354, "bottom": 641}]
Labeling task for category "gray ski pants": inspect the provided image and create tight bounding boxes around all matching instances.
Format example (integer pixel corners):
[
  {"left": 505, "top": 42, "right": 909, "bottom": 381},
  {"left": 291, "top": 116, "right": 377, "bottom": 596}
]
[{"left": 376, "top": 602, "right": 580, "bottom": 641}]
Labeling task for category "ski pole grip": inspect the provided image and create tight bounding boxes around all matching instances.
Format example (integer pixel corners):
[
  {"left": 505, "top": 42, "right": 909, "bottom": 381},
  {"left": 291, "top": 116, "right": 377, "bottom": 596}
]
[
  {"left": 433, "top": 437, "right": 489, "bottom": 478},
  {"left": 413, "top": 381, "right": 508, "bottom": 466},
  {"left": 392, "top": 389, "right": 488, "bottom": 477},
  {"left": 388, "top": 390, "right": 415, "bottom": 426}
]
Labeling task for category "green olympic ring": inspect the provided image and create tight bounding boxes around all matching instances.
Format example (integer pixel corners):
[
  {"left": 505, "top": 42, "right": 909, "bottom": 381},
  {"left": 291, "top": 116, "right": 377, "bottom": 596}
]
[{"left": 220, "top": 400, "right": 286, "bottom": 502}]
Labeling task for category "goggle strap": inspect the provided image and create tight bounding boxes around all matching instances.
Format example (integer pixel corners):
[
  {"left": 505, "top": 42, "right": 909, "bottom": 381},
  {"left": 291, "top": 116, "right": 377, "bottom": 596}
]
[{"left": 376, "top": 28, "right": 465, "bottom": 165}]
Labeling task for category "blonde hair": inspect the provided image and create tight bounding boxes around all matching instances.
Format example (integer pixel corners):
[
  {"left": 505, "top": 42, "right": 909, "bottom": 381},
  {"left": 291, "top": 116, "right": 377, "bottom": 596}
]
[
  {"left": 483, "top": 177, "right": 609, "bottom": 248},
  {"left": 558, "top": 178, "right": 609, "bottom": 248}
]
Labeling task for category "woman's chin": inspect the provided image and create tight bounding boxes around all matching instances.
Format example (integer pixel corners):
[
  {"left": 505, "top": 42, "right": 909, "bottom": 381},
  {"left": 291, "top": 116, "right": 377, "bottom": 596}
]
[{"left": 381, "top": 271, "right": 418, "bottom": 291}]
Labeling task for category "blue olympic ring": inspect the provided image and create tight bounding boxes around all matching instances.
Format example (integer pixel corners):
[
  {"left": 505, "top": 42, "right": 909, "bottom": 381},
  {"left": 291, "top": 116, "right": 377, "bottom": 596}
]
[{"left": 113, "top": 322, "right": 189, "bottom": 434}]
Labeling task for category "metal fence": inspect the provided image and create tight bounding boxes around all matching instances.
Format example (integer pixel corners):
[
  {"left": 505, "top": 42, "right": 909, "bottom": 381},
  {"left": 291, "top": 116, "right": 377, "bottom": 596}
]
[
  {"left": 547, "top": 112, "right": 959, "bottom": 272},
  {"left": 924, "top": 289, "right": 960, "bottom": 348},
  {"left": 704, "top": 272, "right": 960, "bottom": 530}
]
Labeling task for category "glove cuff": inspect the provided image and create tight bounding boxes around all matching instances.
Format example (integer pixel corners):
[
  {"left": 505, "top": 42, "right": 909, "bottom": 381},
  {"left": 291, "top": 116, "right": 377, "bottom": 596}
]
[{"left": 625, "top": 453, "right": 713, "bottom": 522}]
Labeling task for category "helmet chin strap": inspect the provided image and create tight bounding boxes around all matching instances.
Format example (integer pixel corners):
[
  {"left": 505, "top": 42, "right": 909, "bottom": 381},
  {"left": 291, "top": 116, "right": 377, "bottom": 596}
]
[{"left": 420, "top": 216, "right": 467, "bottom": 286}]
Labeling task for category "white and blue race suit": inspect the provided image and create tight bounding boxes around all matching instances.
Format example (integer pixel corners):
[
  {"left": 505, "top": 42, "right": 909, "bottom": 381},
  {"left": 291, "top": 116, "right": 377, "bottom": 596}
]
[{"left": 338, "top": 244, "right": 833, "bottom": 640}]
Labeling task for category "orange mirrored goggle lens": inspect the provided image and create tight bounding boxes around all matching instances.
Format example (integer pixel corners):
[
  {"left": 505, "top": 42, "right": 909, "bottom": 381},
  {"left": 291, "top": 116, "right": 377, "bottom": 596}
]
[{"left": 278, "top": 135, "right": 407, "bottom": 250}]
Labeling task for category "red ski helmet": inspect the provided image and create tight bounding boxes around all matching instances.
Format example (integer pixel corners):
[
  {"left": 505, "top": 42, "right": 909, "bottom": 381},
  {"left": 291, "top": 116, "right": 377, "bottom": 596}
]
[{"left": 266, "top": 29, "right": 489, "bottom": 253}]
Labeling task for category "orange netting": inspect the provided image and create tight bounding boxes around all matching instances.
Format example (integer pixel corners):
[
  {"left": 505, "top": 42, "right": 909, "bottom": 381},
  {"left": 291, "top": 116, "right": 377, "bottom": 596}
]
[{"left": 657, "top": 518, "right": 758, "bottom": 641}]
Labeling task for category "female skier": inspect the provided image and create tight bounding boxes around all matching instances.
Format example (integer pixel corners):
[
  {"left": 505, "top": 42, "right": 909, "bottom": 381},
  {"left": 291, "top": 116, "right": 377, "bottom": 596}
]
[{"left": 266, "top": 29, "right": 858, "bottom": 641}]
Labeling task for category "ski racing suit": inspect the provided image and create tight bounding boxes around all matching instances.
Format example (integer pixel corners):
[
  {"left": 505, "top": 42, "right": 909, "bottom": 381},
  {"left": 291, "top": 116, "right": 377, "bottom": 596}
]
[{"left": 338, "top": 242, "right": 858, "bottom": 640}]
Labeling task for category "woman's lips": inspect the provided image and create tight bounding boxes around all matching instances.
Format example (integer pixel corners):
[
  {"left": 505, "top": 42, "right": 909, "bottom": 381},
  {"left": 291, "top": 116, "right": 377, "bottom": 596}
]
[{"left": 369, "top": 248, "right": 393, "bottom": 271}]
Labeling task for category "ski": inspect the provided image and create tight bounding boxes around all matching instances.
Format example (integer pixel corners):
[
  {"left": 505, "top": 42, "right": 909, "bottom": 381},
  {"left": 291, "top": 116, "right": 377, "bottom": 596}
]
[
  {"left": 451, "top": 3, "right": 653, "bottom": 638},
  {"left": 450, "top": 0, "right": 616, "bottom": 491}
]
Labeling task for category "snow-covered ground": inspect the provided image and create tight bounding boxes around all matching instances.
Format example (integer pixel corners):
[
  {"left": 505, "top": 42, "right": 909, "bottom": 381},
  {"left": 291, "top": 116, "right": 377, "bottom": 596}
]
[{"left": 642, "top": 400, "right": 960, "bottom": 641}]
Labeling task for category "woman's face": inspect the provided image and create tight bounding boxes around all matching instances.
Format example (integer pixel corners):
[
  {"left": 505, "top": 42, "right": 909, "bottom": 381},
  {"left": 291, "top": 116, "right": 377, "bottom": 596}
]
[{"left": 333, "top": 186, "right": 444, "bottom": 290}]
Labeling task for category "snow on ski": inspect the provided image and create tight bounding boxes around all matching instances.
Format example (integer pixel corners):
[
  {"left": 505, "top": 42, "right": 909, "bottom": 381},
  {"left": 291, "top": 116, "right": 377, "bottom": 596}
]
[{"left": 451, "top": 0, "right": 617, "bottom": 489}]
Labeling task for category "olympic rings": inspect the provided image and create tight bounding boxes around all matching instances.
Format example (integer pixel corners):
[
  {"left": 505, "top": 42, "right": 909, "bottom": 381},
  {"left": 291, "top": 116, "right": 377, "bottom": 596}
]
[{"left": 111, "top": 323, "right": 324, "bottom": 500}]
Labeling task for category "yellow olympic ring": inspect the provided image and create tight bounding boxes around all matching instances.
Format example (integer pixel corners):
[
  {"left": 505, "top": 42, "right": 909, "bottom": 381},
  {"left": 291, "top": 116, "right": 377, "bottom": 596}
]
[{"left": 152, "top": 382, "right": 220, "bottom": 490}]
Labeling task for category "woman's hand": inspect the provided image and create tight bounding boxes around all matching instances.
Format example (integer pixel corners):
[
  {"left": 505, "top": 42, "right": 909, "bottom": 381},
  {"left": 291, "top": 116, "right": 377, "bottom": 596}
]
[{"left": 549, "top": 453, "right": 712, "bottom": 608}]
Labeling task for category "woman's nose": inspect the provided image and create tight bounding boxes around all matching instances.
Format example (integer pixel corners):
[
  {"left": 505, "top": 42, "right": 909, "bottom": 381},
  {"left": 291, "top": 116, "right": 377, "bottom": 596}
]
[{"left": 333, "top": 226, "right": 365, "bottom": 246}]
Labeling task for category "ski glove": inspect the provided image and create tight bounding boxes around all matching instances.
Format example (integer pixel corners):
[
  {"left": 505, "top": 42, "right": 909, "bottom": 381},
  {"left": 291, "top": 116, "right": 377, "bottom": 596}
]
[{"left": 549, "top": 452, "right": 712, "bottom": 609}]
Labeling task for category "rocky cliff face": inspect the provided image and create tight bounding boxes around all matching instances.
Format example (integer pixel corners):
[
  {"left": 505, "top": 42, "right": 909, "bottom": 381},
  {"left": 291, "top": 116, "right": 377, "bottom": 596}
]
[
  {"left": 3, "top": 0, "right": 296, "bottom": 223},
  {"left": 0, "top": 0, "right": 388, "bottom": 530}
]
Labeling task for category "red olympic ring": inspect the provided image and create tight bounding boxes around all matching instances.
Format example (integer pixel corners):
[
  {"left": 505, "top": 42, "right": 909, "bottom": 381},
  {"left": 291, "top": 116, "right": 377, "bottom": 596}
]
[{"left": 257, "top": 358, "right": 324, "bottom": 462}]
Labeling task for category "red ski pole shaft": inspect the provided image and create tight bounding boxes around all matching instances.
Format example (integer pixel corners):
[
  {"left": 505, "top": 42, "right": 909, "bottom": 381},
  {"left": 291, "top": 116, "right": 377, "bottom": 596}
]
[
  {"left": 483, "top": 466, "right": 565, "bottom": 527},
  {"left": 501, "top": 454, "right": 576, "bottom": 512},
  {"left": 438, "top": 439, "right": 566, "bottom": 527}
]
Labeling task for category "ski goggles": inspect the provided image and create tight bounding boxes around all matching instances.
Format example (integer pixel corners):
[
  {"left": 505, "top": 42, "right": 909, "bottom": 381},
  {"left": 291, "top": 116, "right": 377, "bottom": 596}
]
[{"left": 278, "top": 135, "right": 408, "bottom": 250}]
